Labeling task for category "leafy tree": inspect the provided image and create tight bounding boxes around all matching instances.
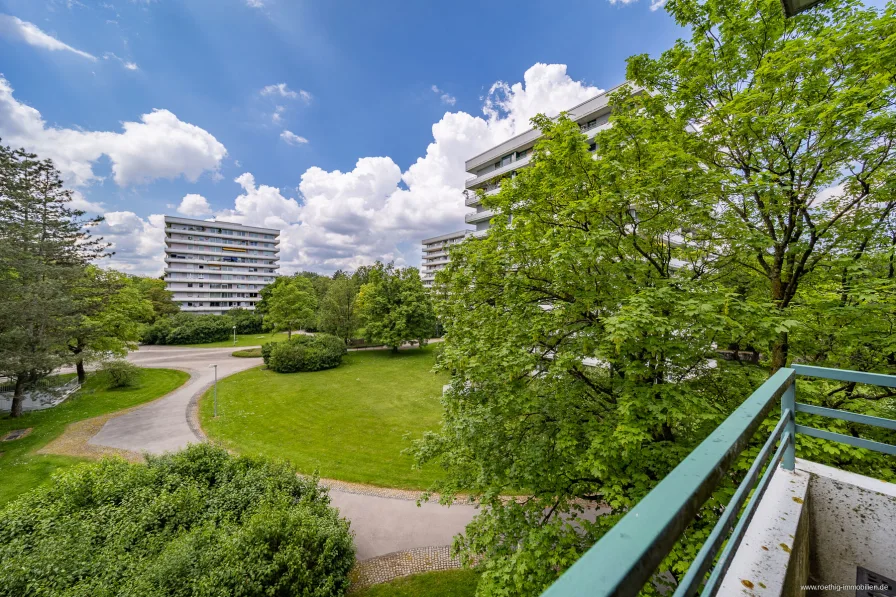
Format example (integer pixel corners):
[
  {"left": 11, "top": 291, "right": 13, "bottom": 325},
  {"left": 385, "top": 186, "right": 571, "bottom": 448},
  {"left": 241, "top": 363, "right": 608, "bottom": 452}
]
[
  {"left": 626, "top": 0, "right": 896, "bottom": 371},
  {"left": 318, "top": 276, "right": 359, "bottom": 343},
  {"left": 0, "top": 143, "right": 108, "bottom": 417},
  {"left": 131, "top": 276, "right": 179, "bottom": 322},
  {"left": 414, "top": 0, "right": 896, "bottom": 592},
  {"left": 265, "top": 277, "right": 318, "bottom": 339},
  {"left": 356, "top": 262, "right": 435, "bottom": 352},
  {"left": 254, "top": 275, "right": 289, "bottom": 316},
  {"left": 67, "top": 267, "right": 153, "bottom": 383}
]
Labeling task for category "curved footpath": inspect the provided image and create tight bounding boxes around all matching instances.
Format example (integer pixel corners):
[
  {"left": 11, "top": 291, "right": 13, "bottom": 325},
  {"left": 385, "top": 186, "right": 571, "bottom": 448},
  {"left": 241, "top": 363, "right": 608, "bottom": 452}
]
[{"left": 84, "top": 345, "right": 478, "bottom": 574}]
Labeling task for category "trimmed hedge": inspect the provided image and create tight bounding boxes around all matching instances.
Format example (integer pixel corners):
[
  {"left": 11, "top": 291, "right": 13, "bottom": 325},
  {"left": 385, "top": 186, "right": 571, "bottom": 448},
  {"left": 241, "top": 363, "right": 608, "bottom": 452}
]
[
  {"left": 0, "top": 444, "right": 355, "bottom": 596},
  {"left": 142, "top": 313, "right": 232, "bottom": 345},
  {"left": 264, "top": 334, "right": 346, "bottom": 373}
]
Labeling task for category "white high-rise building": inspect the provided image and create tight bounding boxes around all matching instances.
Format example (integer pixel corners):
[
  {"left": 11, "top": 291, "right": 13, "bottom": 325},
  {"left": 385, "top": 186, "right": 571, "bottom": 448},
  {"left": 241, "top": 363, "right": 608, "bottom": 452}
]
[
  {"left": 420, "top": 230, "right": 469, "bottom": 288},
  {"left": 464, "top": 84, "right": 625, "bottom": 234},
  {"left": 163, "top": 216, "right": 280, "bottom": 315}
]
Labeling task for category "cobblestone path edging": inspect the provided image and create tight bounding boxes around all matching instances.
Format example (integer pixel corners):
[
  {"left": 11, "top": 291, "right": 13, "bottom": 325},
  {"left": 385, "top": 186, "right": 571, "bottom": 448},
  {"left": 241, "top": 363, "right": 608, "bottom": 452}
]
[{"left": 348, "top": 545, "right": 464, "bottom": 592}]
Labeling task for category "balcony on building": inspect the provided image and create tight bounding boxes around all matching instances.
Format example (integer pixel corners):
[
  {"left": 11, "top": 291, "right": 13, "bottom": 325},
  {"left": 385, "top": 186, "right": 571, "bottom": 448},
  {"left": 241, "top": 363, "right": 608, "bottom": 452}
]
[{"left": 540, "top": 365, "right": 896, "bottom": 597}]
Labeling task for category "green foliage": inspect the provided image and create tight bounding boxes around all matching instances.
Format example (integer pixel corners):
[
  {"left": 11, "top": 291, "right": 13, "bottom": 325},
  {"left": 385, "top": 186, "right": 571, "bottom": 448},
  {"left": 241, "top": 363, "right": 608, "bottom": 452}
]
[
  {"left": 68, "top": 266, "right": 154, "bottom": 382},
  {"left": 100, "top": 359, "right": 141, "bottom": 388},
  {"left": 356, "top": 262, "right": 436, "bottom": 351},
  {"left": 415, "top": 0, "right": 896, "bottom": 592},
  {"left": 266, "top": 277, "right": 318, "bottom": 337},
  {"left": 318, "top": 276, "right": 359, "bottom": 343},
  {"left": 628, "top": 0, "right": 896, "bottom": 370},
  {"left": 260, "top": 341, "right": 275, "bottom": 364},
  {"left": 355, "top": 570, "right": 480, "bottom": 597},
  {"left": 131, "top": 276, "right": 180, "bottom": 322},
  {"left": 0, "top": 141, "right": 109, "bottom": 417},
  {"left": 0, "top": 444, "right": 355, "bottom": 596},
  {"left": 266, "top": 334, "right": 346, "bottom": 373},
  {"left": 227, "top": 308, "right": 264, "bottom": 334},
  {"left": 142, "top": 313, "right": 233, "bottom": 345}
]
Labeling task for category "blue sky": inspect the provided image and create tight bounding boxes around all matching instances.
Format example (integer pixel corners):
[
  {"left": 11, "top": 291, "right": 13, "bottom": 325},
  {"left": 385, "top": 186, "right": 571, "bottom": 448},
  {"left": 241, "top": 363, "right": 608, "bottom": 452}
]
[{"left": 0, "top": 0, "right": 687, "bottom": 275}]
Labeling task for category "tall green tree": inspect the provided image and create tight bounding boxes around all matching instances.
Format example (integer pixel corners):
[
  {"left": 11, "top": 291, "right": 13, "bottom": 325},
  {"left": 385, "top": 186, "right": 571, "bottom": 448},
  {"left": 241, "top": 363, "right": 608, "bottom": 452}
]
[
  {"left": 626, "top": 0, "right": 896, "bottom": 371},
  {"left": 0, "top": 143, "right": 108, "bottom": 417},
  {"left": 131, "top": 276, "right": 179, "bottom": 322},
  {"left": 356, "top": 263, "right": 435, "bottom": 352},
  {"left": 414, "top": 0, "right": 896, "bottom": 593},
  {"left": 265, "top": 277, "right": 318, "bottom": 339},
  {"left": 67, "top": 268, "right": 153, "bottom": 383},
  {"left": 318, "top": 276, "right": 359, "bottom": 343}
]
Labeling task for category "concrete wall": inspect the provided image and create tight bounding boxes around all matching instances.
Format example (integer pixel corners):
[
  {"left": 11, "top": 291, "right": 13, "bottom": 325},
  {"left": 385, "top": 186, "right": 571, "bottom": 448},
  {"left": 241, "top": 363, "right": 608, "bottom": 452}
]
[
  {"left": 798, "top": 460, "right": 896, "bottom": 593},
  {"left": 718, "top": 467, "right": 811, "bottom": 596}
]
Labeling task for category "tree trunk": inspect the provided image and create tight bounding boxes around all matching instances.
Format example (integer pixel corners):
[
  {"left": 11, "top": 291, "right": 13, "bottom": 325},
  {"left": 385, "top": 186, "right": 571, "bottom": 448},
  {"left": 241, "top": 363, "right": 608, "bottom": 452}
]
[
  {"left": 287, "top": 329, "right": 292, "bottom": 340},
  {"left": 769, "top": 272, "right": 789, "bottom": 373},
  {"left": 392, "top": 346, "right": 399, "bottom": 354},
  {"left": 76, "top": 357, "right": 86, "bottom": 384},
  {"left": 770, "top": 332, "right": 789, "bottom": 373},
  {"left": 10, "top": 374, "right": 25, "bottom": 418}
]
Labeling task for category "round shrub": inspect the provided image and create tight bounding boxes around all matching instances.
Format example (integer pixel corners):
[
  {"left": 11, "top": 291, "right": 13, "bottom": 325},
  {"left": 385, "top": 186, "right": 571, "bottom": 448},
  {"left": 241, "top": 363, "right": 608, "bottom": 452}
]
[
  {"left": 261, "top": 341, "right": 276, "bottom": 364},
  {"left": 100, "top": 359, "right": 140, "bottom": 388},
  {"left": 267, "top": 334, "right": 346, "bottom": 373},
  {"left": 0, "top": 444, "right": 355, "bottom": 597}
]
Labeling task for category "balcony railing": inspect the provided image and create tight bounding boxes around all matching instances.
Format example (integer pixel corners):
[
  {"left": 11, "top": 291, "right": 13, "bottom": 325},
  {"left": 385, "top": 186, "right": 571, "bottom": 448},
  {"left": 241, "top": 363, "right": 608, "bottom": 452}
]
[{"left": 541, "top": 364, "right": 896, "bottom": 597}]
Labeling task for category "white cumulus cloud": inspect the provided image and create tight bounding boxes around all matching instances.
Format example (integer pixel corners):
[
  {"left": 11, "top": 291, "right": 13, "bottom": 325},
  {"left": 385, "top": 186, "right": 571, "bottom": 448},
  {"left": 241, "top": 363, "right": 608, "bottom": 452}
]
[
  {"left": 431, "top": 84, "right": 456, "bottom": 106},
  {"left": 280, "top": 130, "right": 309, "bottom": 145},
  {"left": 0, "top": 14, "right": 96, "bottom": 60},
  {"left": 0, "top": 76, "right": 227, "bottom": 187},
  {"left": 94, "top": 212, "right": 167, "bottom": 275},
  {"left": 99, "top": 63, "right": 603, "bottom": 275},
  {"left": 261, "top": 83, "right": 311, "bottom": 102},
  {"left": 177, "top": 194, "right": 212, "bottom": 217}
]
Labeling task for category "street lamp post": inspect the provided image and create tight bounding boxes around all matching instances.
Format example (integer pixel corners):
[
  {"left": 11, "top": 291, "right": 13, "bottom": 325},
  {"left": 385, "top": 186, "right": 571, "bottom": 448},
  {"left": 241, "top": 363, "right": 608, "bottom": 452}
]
[
  {"left": 209, "top": 364, "right": 218, "bottom": 417},
  {"left": 233, "top": 325, "right": 237, "bottom": 345}
]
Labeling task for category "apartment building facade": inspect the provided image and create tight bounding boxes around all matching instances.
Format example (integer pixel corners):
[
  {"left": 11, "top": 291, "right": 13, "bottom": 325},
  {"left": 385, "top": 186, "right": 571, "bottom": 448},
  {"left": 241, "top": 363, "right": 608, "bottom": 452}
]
[
  {"left": 464, "top": 84, "right": 626, "bottom": 234},
  {"left": 420, "top": 230, "right": 470, "bottom": 288},
  {"left": 163, "top": 216, "right": 280, "bottom": 315}
]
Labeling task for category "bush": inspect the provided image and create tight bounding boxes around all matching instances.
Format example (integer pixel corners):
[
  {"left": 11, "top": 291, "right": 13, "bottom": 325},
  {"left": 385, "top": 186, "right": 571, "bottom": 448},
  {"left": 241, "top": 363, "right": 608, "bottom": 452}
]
[
  {"left": 227, "top": 308, "right": 264, "bottom": 334},
  {"left": 267, "top": 334, "right": 346, "bottom": 373},
  {"left": 101, "top": 360, "right": 140, "bottom": 388},
  {"left": 143, "top": 314, "right": 232, "bottom": 345},
  {"left": 0, "top": 444, "right": 355, "bottom": 596},
  {"left": 261, "top": 341, "right": 276, "bottom": 364}
]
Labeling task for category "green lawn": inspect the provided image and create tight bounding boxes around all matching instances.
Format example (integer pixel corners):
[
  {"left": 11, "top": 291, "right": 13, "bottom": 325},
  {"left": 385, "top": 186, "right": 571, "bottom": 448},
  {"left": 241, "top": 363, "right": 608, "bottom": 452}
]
[
  {"left": 199, "top": 346, "right": 448, "bottom": 489},
  {"left": 355, "top": 570, "right": 479, "bottom": 597},
  {"left": 0, "top": 368, "right": 189, "bottom": 506},
  {"left": 182, "top": 331, "right": 292, "bottom": 348}
]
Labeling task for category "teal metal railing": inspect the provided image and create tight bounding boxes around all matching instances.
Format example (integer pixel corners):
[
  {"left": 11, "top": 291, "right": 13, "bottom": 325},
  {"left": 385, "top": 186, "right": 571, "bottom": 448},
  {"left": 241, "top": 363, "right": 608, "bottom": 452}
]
[{"left": 540, "top": 365, "right": 896, "bottom": 597}]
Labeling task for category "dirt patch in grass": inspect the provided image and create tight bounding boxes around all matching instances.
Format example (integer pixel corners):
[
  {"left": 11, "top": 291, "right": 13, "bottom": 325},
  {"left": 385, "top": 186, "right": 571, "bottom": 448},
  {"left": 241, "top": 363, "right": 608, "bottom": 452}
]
[{"left": 2, "top": 428, "right": 33, "bottom": 441}]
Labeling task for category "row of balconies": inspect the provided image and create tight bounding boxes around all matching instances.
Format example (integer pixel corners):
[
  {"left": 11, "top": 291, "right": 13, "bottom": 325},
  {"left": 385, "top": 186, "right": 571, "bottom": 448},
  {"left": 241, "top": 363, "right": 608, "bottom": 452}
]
[
  {"left": 165, "top": 236, "right": 277, "bottom": 250},
  {"left": 167, "top": 225, "right": 278, "bottom": 243}
]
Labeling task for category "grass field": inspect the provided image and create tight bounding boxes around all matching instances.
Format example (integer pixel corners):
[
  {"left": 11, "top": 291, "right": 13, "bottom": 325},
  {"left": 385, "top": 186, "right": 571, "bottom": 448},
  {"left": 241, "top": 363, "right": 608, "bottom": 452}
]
[
  {"left": 183, "top": 331, "right": 292, "bottom": 348},
  {"left": 199, "top": 346, "right": 448, "bottom": 489},
  {"left": 355, "top": 570, "right": 479, "bottom": 597},
  {"left": 0, "top": 368, "right": 189, "bottom": 506}
]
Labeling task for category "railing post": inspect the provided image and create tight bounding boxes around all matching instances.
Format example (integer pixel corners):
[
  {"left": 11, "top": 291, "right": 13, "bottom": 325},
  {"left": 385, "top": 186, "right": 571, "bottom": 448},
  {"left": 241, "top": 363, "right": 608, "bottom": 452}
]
[{"left": 782, "top": 381, "right": 796, "bottom": 470}]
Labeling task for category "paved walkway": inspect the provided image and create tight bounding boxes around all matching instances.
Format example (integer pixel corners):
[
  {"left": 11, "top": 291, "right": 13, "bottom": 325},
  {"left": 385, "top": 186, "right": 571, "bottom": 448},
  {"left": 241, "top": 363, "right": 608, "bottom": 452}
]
[
  {"left": 89, "top": 346, "right": 261, "bottom": 454},
  {"left": 85, "top": 345, "right": 477, "bottom": 561}
]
